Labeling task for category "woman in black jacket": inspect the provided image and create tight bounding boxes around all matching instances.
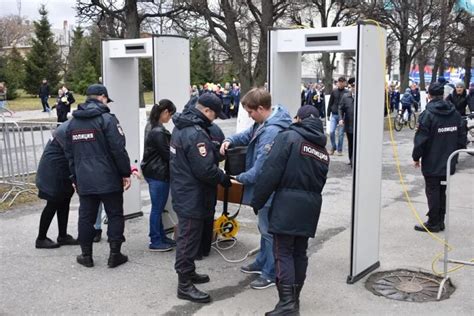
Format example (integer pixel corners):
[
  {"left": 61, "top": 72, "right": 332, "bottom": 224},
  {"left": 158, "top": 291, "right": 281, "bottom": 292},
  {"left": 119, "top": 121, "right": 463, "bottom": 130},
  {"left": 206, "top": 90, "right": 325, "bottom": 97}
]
[
  {"left": 35, "top": 121, "right": 77, "bottom": 248},
  {"left": 141, "top": 99, "right": 176, "bottom": 251}
]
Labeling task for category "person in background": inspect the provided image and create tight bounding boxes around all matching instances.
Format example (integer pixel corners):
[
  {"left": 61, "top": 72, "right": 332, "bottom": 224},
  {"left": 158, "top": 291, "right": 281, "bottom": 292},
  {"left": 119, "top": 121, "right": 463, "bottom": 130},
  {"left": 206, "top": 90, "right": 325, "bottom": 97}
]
[
  {"left": 468, "top": 83, "right": 474, "bottom": 113},
  {"left": 39, "top": 78, "right": 50, "bottom": 112},
  {"left": 35, "top": 120, "right": 78, "bottom": 249},
  {"left": 55, "top": 86, "right": 75, "bottom": 123},
  {"left": 400, "top": 88, "right": 415, "bottom": 122},
  {"left": 339, "top": 77, "right": 356, "bottom": 166},
  {"left": 222, "top": 87, "right": 232, "bottom": 119},
  {"left": 447, "top": 82, "right": 469, "bottom": 116},
  {"left": 327, "top": 77, "right": 347, "bottom": 155},
  {"left": 412, "top": 83, "right": 466, "bottom": 233},
  {"left": 410, "top": 82, "right": 421, "bottom": 112},
  {"left": 220, "top": 88, "right": 292, "bottom": 290},
  {"left": 389, "top": 84, "right": 400, "bottom": 114},
  {"left": 141, "top": 100, "right": 177, "bottom": 252},
  {"left": 0, "top": 82, "right": 14, "bottom": 116},
  {"left": 231, "top": 82, "right": 241, "bottom": 117},
  {"left": 251, "top": 105, "right": 329, "bottom": 315}
]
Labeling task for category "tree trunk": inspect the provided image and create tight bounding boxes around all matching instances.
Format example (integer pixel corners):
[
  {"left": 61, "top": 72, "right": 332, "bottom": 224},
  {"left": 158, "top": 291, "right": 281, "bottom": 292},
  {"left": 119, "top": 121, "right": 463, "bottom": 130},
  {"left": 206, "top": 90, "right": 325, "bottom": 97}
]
[
  {"left": 464, "top": 47, "right": 472, "bottom": 88},
  {"left": 252, "top": 0, "right": 273, "bottom": 88},
  {"left": 399, "top": 42, "right": 411, "bottom": 91},
  {"left": 431, "top": 0, "right": 453, "bottom": 83},
  {"left": 322, "top": 52, "right": 334, "bottom": 94},
  {"left": 418, "top": 53, "right": 426, "bottom": 90}
]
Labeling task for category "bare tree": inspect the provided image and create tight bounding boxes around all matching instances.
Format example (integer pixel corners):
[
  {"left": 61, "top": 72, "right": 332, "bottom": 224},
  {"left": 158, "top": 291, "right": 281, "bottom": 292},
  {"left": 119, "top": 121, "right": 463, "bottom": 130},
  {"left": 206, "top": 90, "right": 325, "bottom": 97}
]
[
  {"left": 449, "top": 11, "right": 473, "bottom": 86},
  {"left": 362, "top": 0, "right": 442, "bottom": 90},
  {"left": 0, "top": 15, "right": 33, "bottom": 48}
]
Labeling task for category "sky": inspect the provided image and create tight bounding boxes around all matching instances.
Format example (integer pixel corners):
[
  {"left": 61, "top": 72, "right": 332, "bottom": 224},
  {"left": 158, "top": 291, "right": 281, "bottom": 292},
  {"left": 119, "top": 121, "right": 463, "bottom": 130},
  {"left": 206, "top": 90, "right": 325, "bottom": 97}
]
[{"left": 0, "top": 0, "right": 78, "bottom": 30}]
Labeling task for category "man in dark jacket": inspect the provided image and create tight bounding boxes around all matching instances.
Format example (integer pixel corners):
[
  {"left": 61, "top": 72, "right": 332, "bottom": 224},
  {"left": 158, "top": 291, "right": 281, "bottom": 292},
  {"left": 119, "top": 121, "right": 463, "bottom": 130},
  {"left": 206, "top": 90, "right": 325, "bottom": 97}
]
[
  {"left": 412, "top": 83, "right": 466, "bottom": 233},
  {"left": 338, "top": 77, "right": 356, "bottom": 165},
  {"left": 447, "top": 82, "right": 469, "bottom": 116},
  {"left": 251, "top": 105, "right": 329, "bottom": 316},
  {"left": 410, "top": 82, "right": 421, "bottom": 112},
  {"left": 65, "top": 84, "right": 131, "bottom": 268},
  {"left": 38, "top": 79, "right": 50, "bottom": 112},
  {"left": 327, "top": 77, "right": 347, "bottom": 155},
  {"left": 170, "top": 93, "right": 232, "bottom": 303}
]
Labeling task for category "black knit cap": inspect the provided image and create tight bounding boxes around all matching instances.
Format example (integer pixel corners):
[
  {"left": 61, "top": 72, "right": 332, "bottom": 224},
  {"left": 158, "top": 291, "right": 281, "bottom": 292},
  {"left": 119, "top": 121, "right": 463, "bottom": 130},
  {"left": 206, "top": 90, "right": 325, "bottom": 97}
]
[{"left": 428, "top": 82, "right": 444, "bottom": 96}]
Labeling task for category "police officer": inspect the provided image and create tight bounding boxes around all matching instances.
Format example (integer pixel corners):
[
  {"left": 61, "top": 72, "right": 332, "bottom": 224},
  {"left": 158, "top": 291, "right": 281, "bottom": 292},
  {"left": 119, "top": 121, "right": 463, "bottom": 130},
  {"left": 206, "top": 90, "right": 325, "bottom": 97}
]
[
  {"left": 65, "top": 84, "right": 131, "bottom": 268},
  {"left": 412, "top": 82, "right": 466, "bottom": 233},
  {"left": 251, "top": 105, "right": 329, "bottom": 315},
  {"left": 170, "top": 93, "right": 232, "bottom": 303}
]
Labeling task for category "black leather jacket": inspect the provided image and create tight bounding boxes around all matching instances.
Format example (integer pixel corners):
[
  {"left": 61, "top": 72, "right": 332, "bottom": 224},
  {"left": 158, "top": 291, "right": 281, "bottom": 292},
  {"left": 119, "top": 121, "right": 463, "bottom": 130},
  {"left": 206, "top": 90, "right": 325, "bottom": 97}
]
[{"left": 141, "top": 122, "right": 171, "bottom": 181}]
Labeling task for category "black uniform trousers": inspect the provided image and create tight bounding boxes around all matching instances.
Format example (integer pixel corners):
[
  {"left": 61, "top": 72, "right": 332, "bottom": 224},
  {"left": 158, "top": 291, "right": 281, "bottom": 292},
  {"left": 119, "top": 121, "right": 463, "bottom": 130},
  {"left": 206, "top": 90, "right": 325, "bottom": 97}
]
[
  {"left": 273, "top": 233, "right": 309, "bottom": 285},
  {"left": 424, "top": 176, "right": 447, "bottom": 226},
  {"left": 346, "top": 132, "right": 353, "bottom": 163},
  {"left": 198, "top": 214, "right": 214, "bottom": 257},
  {"left": 175, "top": 216, "right": 204, "bottom": 276},
  {"left": 78, "top": 192, "right": 125, "bottom": 246}
]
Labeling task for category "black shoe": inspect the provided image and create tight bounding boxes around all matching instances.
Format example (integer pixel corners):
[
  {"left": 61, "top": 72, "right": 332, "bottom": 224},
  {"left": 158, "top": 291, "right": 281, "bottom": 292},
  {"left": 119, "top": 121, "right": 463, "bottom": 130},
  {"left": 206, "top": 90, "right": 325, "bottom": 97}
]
[
  {"left": 93, "top": 229, "right": 102, "bottom": 243},
  {"left": 36, "top": 237, "right": 60, "bottom": 249},
  {"left": 195, "top": 254, "right": 203, "bottom": 261},
  {"left": 414, "top": 222, "right": 441, "bottom": 233},
  {"left": 177, "top": 275, "right": 211, "bottom": 303},
  {"left": 189, "top": 271, "right": 210, "bottom": 284},
  {"left": 76, "top": 254, "right": 94, "bottom": 267},
  {"left": 57, "top": 234, "right": 78, "bottom": 246},
  {"left": 265, "top": 284, "right": 299, "bottom": 316},
  {"left": 108, "top": 241, "right": 128, "bottom": 268},
  {"left": 77, "top": 244, "right": 94, "bottom": 267}
]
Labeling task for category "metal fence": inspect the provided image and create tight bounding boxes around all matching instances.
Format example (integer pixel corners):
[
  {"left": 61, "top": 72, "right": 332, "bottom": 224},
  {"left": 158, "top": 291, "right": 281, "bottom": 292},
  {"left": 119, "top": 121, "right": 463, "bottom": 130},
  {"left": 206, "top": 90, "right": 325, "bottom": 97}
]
[{"left": 0, "top": 120, "right": 58, "bottom": 206}]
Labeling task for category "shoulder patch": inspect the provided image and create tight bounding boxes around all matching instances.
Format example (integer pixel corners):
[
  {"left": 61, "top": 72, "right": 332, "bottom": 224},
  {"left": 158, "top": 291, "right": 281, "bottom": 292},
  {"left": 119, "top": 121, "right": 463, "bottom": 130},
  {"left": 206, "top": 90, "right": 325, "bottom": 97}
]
[
  {"left": 196, "top": 142, "right": 207, "bottom": 157},
  {"left": 300, "top": 142, "right": 329, "bottom": 164},
  {"left": 117, "top": 124, "right": 124, "bottom": 136}
]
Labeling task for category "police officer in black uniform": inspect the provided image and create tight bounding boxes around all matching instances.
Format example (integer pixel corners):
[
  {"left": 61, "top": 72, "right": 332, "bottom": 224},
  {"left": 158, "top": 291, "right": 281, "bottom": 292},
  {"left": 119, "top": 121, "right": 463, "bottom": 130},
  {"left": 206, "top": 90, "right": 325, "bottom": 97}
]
[
  {"left": 65, "top": 84, "right": 131, "bottom": 268},
  {"left": 251, "top": 105, "right": 330, "bottom": 315},
  {"left": 412, "top": 83, "right": 466, "bottom": 233},
  {"left": 170, "top": 93, "right": 232, "bottom": 303}
]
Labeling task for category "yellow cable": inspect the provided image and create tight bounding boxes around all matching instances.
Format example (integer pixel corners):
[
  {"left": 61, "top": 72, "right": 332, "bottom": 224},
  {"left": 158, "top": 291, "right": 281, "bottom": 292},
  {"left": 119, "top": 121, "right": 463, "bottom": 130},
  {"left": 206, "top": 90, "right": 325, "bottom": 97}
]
[{"left": 364, "top": 19, "right": 474, "bottom": 275}]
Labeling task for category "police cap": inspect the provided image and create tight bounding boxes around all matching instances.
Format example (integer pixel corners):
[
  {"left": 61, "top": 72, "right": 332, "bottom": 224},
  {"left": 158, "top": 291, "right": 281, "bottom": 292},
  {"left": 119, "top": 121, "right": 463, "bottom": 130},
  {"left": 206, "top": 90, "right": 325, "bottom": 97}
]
[
  {"left": 297, "top": 105, "right": 320, "bottom": 120},
  {"left": 86, "top": 84, "right": 113, "bottom": 103},
  {"left": 428, "top": 83, "right": 444, "bottom": 96},
  {"left": 198, "top": 93, "right": 227, "bottom": 119}
]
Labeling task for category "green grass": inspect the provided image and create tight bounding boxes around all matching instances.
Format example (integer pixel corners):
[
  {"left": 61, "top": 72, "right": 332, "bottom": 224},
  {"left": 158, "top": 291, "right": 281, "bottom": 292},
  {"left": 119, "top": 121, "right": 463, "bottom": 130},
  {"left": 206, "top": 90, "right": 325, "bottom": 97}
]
[{"left": 6, "top": 90, "right": 154, "bottom": 112}]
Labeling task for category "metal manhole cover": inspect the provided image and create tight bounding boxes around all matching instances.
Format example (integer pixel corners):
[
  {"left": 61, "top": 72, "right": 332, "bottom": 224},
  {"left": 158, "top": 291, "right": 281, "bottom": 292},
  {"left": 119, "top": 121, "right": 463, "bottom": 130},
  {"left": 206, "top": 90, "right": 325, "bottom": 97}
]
[{"left": 365, "top": 269, "right": 455, "bottom": 302}]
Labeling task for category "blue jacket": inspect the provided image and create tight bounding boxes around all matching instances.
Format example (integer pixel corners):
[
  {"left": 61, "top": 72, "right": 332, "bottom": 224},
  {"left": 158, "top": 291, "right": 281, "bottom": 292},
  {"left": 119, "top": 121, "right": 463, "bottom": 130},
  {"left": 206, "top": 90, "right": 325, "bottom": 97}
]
[
  {"left": 226, "top": 105, "right": 292, "bottom": 205},
  {"left": 401, "top": 90, "right": 415, "bottom": 107}
]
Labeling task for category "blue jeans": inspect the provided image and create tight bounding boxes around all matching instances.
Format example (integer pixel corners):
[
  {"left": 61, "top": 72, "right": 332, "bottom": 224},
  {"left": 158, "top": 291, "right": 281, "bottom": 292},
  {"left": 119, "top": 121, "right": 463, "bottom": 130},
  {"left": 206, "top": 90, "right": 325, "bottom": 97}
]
[
  {"left": 329, "top": 114, "right": 344, "bottom": 152},
  {"left": 253, "top": 206, "right": 275, "bottom": 281},
  {"left": 146, "top": 177, "right": 170, "bottom": 246}
]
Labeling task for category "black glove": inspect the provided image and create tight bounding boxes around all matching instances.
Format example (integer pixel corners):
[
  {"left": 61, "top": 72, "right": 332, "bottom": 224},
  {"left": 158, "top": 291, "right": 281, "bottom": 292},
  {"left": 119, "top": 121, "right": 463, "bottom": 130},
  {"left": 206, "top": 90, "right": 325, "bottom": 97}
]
[
  {"left": 221, "top": 174, "right": 233, "bottom": 188},
  {"left": 252, "top": 207, "right": 259, "bottom": 215}
]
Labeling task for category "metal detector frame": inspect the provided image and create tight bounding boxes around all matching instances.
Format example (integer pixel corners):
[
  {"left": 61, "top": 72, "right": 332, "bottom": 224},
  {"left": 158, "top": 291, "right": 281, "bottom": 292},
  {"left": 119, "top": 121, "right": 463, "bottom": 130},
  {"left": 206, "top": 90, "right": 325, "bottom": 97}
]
[{"left": 267, "top": 23, "right": 386, "bottom": 284}]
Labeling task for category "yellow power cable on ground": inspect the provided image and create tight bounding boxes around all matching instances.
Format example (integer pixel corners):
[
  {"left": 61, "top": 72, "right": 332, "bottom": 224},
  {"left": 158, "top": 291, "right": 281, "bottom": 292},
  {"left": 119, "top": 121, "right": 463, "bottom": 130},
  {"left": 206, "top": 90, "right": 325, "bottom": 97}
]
[{"left": 365, "top": 19, "right": 473, "bottom": 275}]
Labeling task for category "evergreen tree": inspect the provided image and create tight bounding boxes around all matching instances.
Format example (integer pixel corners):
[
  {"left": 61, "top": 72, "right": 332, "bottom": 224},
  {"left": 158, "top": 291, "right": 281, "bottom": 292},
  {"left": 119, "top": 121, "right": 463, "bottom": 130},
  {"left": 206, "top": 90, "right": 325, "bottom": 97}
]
[
  {"left": 190, "top": 37, "right": 213, "bottom": 85},
  {"left": 140, "top": 58, "right": 153, "bottom": 91},
  {"left": 75, "top": 62, "right": 98, "bottom": 95},
  {"left": 23, "top": 5, "right": 61, "bottom": 95},
  {"left": 4, "top": 46, "right": 25, "bottom": 99},
  {"left": 65, "top": 26, "right": 84, "bottom": 86}
]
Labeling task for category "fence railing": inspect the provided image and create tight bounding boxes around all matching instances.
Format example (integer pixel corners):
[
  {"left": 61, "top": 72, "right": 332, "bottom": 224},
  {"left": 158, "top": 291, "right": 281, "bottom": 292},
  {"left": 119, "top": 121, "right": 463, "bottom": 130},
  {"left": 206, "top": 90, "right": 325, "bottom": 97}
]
[{"left": 0, "top": 120, "right": 58, "bottom": 206}]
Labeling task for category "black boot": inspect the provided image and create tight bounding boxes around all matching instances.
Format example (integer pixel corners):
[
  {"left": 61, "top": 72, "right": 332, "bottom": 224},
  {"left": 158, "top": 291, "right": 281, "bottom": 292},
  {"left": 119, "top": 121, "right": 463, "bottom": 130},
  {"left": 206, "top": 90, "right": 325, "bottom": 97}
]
[
  {"left": 108, "top": 241, "right": 128, "bottom": 268},
  {"left": 93, "top": 229, "right": 102, "bottom": 243},
  {"left": 414, "top": 222, "right": 441, "bottom": 233},
  {"left": 265, "top": 284, "right": 299, "bottom": 316},
  {"left": 295, "top": 283, "right": 303, "bottom": 309},
  {"left": 76, "top": 244, "right": 94, "bottom": 268},
  {"left": 189, "top": 271, "right": 210, "bottom": 284},
  {"left": 57, "top": 234, "right": 79, "bottom": 246},
  {"left": 177, "top": 274, "right": 211, "bottom": 303}
]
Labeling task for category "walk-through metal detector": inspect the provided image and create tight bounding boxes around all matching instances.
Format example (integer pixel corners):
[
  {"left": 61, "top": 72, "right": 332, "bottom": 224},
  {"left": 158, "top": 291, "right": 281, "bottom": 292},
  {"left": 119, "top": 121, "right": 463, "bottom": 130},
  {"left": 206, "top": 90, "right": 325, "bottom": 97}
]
[
  {"left": 268, "top": 24, "right": 386, "bottom": 283},
  {"left": 102, "top": 36, "right": 190, "bottom": 219}
]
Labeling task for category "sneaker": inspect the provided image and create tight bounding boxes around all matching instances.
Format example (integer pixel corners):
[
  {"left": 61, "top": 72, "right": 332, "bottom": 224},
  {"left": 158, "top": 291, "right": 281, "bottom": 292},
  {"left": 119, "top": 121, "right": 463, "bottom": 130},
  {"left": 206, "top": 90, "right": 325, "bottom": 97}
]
[
  {"left": 250, "top": 276, "right": 275, "bottom": 290},
  {"left": 164, "top": 236, "right": 177, "bottom": 246},
  {"left": 36, "top": 237, "right": 60, "bottom": 249},
  {"left": 240, "top": 263, "right": 262, "bottom": 275},
  {"left": 149, "top": 243, "right": 173, "bottom": 252},
  {"left": 57, "top": 234, "right": 79, "bottom": 246}
]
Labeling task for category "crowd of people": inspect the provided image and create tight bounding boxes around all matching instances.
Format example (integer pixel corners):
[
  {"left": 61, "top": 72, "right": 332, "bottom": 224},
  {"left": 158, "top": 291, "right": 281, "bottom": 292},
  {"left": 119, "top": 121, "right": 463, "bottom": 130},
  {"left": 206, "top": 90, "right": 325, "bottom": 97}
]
[
  {"left": 33, "top": 82, "right": 330, "bottom": 315},
  {"left": 191, "top": 81, "right": 241, "bottom": 118}
]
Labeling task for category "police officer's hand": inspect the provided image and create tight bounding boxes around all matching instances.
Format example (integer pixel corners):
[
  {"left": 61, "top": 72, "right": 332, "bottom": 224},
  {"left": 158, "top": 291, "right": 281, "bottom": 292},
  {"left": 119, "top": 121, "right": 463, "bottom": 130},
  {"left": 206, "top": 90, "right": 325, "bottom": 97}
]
[
  {"left": 220, "top": 141, "right": 231, "bottom": 156},
  {"left": 221, "top": 174, "right": 233, "bottom": 188},
  {"left": 123, "top": 177, "right": 131, "bottom": 190},
  {"left": 413, "top": 160, "right": 420, "bottom": 168}
]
